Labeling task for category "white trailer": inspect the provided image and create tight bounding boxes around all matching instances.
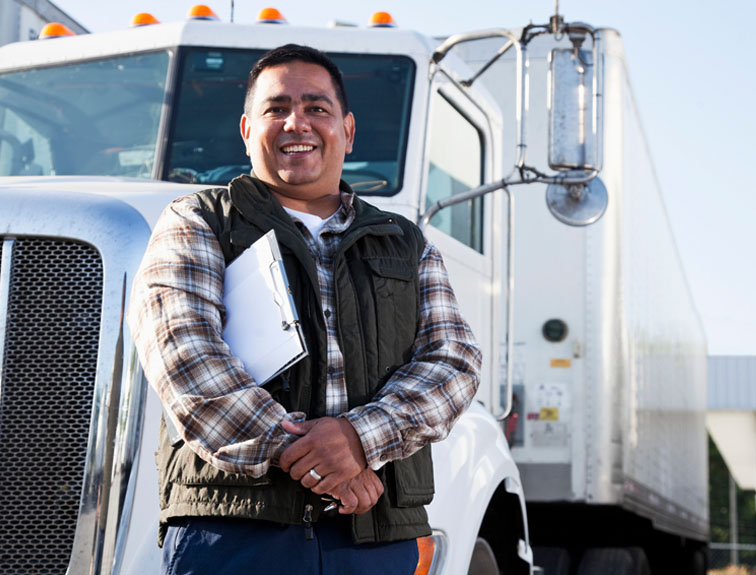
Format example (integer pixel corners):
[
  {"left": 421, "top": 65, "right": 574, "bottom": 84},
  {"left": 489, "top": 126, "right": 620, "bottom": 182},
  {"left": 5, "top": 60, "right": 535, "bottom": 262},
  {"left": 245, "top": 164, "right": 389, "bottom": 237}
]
[
  {"left": 0, "top": 7, "right": 707, "bottom": 575},
  {"left": 452, "top": 25, "right": 709, "bottom": 573}
]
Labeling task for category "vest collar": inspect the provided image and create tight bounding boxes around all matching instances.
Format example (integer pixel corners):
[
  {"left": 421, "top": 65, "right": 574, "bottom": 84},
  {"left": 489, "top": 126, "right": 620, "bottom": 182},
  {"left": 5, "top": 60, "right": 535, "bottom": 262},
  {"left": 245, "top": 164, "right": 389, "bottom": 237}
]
[{"left": 228, "top": 174, "right": 405, "bottom": 251}]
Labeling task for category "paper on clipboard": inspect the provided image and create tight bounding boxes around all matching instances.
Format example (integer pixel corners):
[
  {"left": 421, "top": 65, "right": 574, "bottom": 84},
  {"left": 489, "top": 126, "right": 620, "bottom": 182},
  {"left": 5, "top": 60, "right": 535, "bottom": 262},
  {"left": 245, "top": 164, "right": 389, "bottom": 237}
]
[{"left": 223, "top": 229, "right": 307, "bottom": 385}]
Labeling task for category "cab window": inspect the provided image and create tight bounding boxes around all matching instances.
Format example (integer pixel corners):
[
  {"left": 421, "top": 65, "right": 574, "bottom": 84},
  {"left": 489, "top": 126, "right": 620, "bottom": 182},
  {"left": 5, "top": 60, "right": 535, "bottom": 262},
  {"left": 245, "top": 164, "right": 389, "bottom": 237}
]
[
  {"left": 0, "top": 52, "right": 169, "bottom": 178},
  {"left": 426, "top": 92, "right": 484, "bottom": 252}
]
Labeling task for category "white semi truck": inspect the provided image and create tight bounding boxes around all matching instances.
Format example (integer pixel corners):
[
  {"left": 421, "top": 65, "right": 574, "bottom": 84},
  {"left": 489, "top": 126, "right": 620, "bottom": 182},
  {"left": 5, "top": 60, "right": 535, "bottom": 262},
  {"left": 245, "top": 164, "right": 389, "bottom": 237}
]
[{"left": 0, "top": 6, "right": 707, "bottom": 575}]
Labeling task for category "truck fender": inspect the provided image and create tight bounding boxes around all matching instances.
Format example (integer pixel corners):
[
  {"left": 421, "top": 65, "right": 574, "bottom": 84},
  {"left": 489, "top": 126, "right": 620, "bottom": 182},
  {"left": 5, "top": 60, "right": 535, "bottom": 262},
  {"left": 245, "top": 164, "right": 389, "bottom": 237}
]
[{"left": 427, "top": 401, "right": 532, "bottom": 574}]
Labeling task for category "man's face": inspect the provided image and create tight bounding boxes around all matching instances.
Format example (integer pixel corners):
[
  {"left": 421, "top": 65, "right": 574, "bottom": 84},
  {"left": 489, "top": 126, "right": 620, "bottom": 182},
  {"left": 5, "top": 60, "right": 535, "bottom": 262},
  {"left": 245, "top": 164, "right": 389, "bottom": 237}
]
[{"left": 240, "top": 61, "right": 355, "bottom": 201}]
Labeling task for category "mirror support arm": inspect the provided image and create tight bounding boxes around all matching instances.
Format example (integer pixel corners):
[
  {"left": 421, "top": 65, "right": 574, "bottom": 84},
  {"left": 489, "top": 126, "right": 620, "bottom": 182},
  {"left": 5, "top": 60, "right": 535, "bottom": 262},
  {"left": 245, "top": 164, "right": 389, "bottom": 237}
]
[{"left": 419, "top": 179, "right": 507, "bottom": 231}]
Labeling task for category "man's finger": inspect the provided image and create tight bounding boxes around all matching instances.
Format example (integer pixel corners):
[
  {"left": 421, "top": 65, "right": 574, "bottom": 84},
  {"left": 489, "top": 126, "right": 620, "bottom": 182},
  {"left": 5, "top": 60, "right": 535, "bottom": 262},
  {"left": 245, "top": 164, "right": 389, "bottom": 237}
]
[
  {"left": 361, "top": 474, "right": 380, "bottom": 503},
  {"left": 351, "top": 482, "right": 372, "bottom": 515},
  {"left": 311, "top": 468, "right": 357, "bottom": 495},
  {"left": 298, "top": 466, "right": 327, "bottom": 489},
  {"left": 333, "top": 470, "right": 383, "bottom": 515},
  {"left": 336, "top": 486, "right": 359, "bottom": 514},
  {"left": 368, "top": 471, "right": 385, "bottom": 499},
  {"left": 361, "top": 470, "right": 384, "bottom": 513},
  {"left": 279, "top": 417, "right": 366, "bottom": 480},
  {"left": 289, "top": 455, "right": 330, "bottom": 482},
  {"left": 281, "top": 418, "right": 317, "bottom": 437},
  {"left": 279, "top": 432, "right": 314, "bottom": 472}
]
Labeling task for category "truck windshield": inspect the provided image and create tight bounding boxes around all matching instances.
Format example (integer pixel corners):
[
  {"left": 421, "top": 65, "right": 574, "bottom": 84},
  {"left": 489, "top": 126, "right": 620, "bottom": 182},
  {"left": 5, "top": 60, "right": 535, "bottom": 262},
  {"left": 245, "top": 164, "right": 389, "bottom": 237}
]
[
  {"left": 0, "top": 48, "right": 414, "bottom": 195},
  {"left": 0, "top": 52, "right": 169, "bottom": 179},
  {"left": 165, "top": 48, "right": 415, "bottom": 195}
]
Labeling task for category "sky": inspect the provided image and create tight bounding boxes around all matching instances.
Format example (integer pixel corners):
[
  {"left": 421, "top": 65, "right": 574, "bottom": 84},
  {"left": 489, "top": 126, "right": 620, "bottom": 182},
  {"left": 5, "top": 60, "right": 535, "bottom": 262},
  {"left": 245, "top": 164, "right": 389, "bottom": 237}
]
[{"left": 52, "top": 0, "right": 756, "bottom": 356}]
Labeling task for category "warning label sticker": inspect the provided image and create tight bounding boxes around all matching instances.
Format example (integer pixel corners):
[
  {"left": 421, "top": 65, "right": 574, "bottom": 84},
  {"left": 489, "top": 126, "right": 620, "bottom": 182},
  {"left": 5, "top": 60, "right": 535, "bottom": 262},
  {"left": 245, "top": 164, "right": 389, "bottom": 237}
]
[{"left": 539, "top": 407, "right": 560, "bottom": 421}]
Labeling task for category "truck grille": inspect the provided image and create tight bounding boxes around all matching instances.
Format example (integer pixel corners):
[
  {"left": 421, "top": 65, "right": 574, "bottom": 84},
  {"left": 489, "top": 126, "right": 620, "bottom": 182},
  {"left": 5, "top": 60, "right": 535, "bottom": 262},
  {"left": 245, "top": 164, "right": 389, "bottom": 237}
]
[{"left": 0, "top": 237, "right": 103, "bottom": 574}]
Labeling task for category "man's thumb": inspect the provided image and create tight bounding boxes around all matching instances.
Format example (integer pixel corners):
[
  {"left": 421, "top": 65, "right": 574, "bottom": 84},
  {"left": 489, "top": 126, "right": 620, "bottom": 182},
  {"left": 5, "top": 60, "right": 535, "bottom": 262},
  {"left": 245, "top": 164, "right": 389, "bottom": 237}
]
[{"left": 282, "top": 418, "right": 316, "bottom": 436}]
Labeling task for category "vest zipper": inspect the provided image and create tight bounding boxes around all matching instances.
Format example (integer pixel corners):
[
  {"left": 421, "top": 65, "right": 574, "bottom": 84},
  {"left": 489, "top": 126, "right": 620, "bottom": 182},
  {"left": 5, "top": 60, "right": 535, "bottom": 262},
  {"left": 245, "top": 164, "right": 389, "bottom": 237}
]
[{"left": 302, "top": 503, "right": 314, "bottom": 541}]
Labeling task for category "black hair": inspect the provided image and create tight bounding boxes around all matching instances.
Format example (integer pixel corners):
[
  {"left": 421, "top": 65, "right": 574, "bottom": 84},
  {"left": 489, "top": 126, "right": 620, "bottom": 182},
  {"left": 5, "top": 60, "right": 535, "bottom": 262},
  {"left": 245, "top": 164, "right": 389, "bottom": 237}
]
[{"left": 244, "top": 44, "right": 349, "bottom": 116}]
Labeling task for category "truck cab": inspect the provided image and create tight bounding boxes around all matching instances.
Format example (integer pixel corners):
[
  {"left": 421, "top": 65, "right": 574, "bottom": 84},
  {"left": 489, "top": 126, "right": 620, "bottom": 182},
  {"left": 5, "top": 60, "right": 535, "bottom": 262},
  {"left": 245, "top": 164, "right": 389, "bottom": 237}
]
[{"left": 0, "top": 15, "right": 531, "bottom": 575}]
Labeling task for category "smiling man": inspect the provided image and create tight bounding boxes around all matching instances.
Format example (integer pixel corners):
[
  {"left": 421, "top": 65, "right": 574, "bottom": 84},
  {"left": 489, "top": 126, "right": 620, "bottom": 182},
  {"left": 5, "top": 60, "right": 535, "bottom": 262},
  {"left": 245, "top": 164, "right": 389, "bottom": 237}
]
[
  {"left": 240, "top": 58, "right": 354, "bottom": 216},
  {"left": 128, "top": 44, "right": 481, "bottom": 575}
]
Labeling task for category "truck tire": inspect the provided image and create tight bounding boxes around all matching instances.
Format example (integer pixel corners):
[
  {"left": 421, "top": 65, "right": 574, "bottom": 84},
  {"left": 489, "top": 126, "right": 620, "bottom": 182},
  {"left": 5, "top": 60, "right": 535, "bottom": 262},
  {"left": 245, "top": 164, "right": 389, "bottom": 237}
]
[
  {"left": 533, "top": 546, "right": 570, "bottom": 575},
  {"left": 467, "top": 537, "right": 500, "bottom": 575},
  {"left": 686, "top": 549, "right": 706, "bottom": 575},
  {"left": 577, "top": 547, "right": 650, "bottom": 575}
]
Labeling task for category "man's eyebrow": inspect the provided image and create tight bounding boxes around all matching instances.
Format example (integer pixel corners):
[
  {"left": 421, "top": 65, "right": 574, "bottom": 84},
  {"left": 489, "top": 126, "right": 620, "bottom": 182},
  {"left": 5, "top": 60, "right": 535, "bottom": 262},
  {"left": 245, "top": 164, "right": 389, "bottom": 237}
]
[
  {"left": 262, "top": 93, "right": 335, "bottom": 107},
  {"left": 264, "top": 95, "right": 292, "bottom": 105},
  {"left": 301, "top": 93, "right": 334, "bottom": 106}
]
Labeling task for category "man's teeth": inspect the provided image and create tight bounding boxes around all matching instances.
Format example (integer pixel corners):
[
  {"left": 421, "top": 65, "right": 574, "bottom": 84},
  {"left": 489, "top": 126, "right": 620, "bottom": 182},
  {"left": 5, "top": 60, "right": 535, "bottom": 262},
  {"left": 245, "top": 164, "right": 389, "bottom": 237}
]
[{"left": 282, "top": 145, "right": 314, "bottom": 153}]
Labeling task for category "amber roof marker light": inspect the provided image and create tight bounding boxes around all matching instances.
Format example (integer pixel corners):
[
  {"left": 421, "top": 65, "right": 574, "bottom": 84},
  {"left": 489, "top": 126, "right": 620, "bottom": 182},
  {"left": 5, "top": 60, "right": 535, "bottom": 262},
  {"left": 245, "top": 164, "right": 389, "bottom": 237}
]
[
  {"left": 38, "top": 22, "right": 75, "bottom": 39},
  {"left": 369, "top": 11, "right": 397, "bottom": 28},
  {"left": 187, "top": 5, "right": 220, "bottom": 20},
  {"left": 130, "top": 13, "right": 160, "bottom": 27},
  {"left": 257, "top": 7, "right": 287, "bottom": 24}
]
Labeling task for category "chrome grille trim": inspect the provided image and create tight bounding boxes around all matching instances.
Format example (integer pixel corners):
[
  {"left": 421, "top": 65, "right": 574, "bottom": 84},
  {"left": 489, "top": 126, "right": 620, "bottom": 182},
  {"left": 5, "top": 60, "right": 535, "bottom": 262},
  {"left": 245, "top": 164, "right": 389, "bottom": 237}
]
[{"left": 0, "top": 238, "right": 13, "bottom": 406}]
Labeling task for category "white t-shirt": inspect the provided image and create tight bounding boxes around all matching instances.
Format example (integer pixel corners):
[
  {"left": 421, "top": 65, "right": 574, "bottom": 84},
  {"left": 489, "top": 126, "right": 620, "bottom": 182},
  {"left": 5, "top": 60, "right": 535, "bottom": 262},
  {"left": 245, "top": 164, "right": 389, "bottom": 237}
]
[{"left": 283, "top": 206, "right": 338, "bottom": 239}]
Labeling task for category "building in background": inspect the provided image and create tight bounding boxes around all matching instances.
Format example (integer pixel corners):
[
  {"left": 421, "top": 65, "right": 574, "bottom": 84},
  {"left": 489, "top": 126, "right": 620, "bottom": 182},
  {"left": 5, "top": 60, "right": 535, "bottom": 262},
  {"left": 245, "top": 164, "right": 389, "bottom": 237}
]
[
  {"left": 0, "top": 0, "right": 86, "bottom": 46},
  {"left": 709, "top": 356, "right": 756, "bottom": 491},
  {"left": 708, "top": 355, "right": 756, "bottom": 571}
]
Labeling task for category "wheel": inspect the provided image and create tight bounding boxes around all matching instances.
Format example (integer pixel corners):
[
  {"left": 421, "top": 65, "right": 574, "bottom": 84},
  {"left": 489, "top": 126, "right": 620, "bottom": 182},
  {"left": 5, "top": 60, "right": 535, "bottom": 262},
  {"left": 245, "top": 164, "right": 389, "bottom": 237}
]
[
  {"left": 533, "top": 546, "right": 570, "bottom": 575},
  {"left": 468, "top": 537, "right": 500, "bottom": 575},
  {"left": 685, "top": 549, "right": 706, "bottom": 575},
  {"left": 577, "top": 547, "right": 650, "bottom": 575}
]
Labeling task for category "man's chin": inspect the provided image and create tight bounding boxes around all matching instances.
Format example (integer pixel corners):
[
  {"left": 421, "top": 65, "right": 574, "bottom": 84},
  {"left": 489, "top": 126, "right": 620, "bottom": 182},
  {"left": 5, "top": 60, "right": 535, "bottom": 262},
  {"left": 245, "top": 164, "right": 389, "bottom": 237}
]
[
  {"left": 277, "top": 173, "right": 318, "bottom": 186},
  {"left": 274, "top": 169, "right": 334, "bottom": 190}
]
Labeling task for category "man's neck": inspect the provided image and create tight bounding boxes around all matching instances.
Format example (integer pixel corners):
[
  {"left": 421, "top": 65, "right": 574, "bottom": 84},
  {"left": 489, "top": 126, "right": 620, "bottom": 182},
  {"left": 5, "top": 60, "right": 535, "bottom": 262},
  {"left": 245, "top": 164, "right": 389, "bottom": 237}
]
[{"left": 271, "top": 190, "right": 342, "bottom": 219}]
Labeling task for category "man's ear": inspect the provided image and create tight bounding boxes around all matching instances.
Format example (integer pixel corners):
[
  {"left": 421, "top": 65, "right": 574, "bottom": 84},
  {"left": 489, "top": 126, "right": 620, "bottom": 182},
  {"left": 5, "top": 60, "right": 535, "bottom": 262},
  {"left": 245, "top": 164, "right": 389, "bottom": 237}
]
[
  {"left": 240, "top": 114, "right": 251, "bottom": 157},
  {"left": 343, "top": 112, "right": 356, "bottom": 155}
]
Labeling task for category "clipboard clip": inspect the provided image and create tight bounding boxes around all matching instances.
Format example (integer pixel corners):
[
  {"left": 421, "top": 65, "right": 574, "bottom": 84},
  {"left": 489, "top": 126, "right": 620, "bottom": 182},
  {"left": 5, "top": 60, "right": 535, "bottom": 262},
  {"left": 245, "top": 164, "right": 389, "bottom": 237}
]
[{"left": 269, "top": 259, "right": 298, "bottom": 331}]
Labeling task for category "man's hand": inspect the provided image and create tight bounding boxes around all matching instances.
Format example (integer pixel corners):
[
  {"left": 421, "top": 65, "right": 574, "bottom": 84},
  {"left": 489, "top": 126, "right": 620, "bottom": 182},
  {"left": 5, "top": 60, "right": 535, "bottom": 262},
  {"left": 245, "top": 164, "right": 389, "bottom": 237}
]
[
  {"left": 331, "top": 469, "right": 384, "bottom": 515},
  {"left": 280, "top": 417, "right": 367, "bottom": 494}
]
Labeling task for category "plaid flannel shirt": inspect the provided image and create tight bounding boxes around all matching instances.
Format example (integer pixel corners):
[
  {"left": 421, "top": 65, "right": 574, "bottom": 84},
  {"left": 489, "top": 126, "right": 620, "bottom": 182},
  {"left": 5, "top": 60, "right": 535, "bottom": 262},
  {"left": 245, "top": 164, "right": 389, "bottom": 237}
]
[{"left": 128, "top": 192, "right": 481, "bottom": 478}]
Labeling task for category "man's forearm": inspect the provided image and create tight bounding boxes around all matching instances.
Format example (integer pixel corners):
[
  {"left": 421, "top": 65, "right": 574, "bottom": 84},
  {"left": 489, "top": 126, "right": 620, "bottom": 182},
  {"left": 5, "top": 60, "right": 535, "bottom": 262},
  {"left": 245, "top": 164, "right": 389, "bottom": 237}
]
[{"left": 129, "top": 196, "right": 303, "bottom": 477}]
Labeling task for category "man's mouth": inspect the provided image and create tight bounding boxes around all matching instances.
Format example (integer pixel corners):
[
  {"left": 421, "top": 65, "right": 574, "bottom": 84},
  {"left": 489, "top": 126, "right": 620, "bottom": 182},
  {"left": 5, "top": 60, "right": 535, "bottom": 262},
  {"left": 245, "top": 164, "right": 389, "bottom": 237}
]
[{"left": 281, "top": 144, "right": 315, "bottom": 154}]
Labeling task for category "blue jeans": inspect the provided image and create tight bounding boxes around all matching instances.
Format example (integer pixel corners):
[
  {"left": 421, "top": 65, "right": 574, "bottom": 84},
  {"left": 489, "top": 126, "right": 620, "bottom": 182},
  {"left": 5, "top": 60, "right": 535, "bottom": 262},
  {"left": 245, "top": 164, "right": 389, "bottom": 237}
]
[{"left": 162, "top": 517, "right": 419, "bottom": 575}]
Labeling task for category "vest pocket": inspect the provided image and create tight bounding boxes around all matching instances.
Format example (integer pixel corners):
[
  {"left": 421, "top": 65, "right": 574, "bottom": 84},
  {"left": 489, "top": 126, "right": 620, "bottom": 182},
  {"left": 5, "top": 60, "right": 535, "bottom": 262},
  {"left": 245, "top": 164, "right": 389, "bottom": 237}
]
[
  {"left": 391, "top": 445, "right": 435, "bottom": 508},
  {"left": 363, "top": 256, "right": 415, "bottom": 285},
  {"left": 173, "top": 447, "right": 274, "bottom": 488},
  {"left": 363, "top": 256, "right": 418, "bottom": 379},
  {"left": 158, "top": 421, "right": 273, "bottom": 489}
]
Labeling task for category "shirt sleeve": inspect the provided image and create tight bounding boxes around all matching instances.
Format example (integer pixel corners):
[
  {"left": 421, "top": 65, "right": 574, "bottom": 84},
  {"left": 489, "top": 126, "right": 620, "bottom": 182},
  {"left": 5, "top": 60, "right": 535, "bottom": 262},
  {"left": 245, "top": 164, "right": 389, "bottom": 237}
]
[
  {"left": 343, "top": 240, "right": 482, "bottom": 469},
  {"left": 127, "top": 195, "right": 304, "bottom": 477}
]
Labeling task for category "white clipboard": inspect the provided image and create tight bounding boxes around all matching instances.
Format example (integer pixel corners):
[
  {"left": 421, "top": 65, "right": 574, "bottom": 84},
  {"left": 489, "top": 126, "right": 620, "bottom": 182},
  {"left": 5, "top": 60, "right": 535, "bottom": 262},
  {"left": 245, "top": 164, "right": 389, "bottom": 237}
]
[{"left": 222, "top": 229, "right": 308, "bottom": 385}]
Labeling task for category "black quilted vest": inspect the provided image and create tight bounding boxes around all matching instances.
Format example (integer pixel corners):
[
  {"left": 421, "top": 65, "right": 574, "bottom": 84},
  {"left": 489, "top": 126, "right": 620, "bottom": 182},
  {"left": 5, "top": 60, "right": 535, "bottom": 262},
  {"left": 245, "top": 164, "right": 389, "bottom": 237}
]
[{"left": 155, "top": 175, "right": 433, "bottom": 546}]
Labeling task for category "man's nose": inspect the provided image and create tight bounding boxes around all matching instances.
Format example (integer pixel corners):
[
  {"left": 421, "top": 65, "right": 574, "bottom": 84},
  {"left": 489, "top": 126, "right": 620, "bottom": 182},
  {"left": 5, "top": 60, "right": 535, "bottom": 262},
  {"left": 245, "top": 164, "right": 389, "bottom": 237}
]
[{"left": 283, "top": 109, "right": 310, "bottom": 132}]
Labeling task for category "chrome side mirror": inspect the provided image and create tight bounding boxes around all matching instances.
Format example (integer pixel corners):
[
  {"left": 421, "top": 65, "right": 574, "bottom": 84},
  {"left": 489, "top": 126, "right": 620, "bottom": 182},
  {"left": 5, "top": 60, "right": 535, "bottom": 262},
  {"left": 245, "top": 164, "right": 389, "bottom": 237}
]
[
  {"left": 546, "top": 174, "right": 608, "bottom": 227},
  {"left": 546, "top": 26, "right": 607, "bottom": 227},
  {"left": 548, "top": 47, "right": 597, "bottom": 171}
]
